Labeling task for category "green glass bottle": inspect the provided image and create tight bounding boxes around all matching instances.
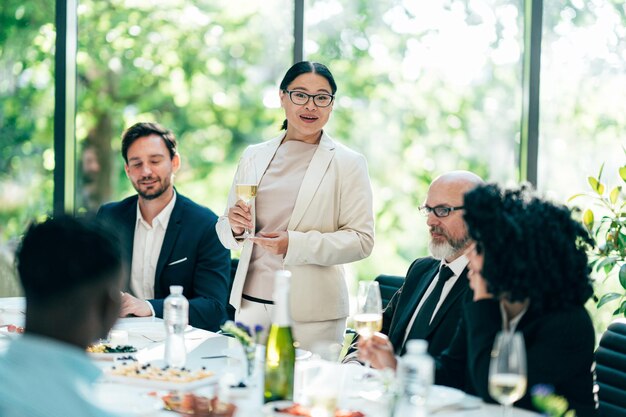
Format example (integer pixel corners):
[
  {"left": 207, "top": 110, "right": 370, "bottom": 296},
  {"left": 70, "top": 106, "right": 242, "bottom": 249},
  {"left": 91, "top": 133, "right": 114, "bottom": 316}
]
[{"left": 264, "top": 270, "right": 296, "bottom": 403}]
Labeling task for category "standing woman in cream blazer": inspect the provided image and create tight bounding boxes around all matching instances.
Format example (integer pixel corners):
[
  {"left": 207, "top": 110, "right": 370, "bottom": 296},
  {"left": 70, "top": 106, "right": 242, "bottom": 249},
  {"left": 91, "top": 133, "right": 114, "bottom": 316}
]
[{"left": 216, "top": 61, "right": 375, "bottom": 350}]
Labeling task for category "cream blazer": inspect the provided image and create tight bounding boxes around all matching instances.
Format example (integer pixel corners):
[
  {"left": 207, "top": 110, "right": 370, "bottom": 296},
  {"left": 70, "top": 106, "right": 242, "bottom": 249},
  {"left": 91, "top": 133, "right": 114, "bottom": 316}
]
[{"left": 216, "top": 132, "right": 375, "bottom": 322}]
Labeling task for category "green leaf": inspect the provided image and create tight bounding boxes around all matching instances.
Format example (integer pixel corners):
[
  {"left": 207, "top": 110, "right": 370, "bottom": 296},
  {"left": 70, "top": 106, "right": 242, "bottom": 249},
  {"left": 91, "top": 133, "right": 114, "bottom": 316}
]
[
  {"left": 588, "top": 176, "right": 605, "bottom": 195},
  {"left": 567, "top": 193, "right": 587, "bottom": 203},
  {"left": 596, "top": 256, "right": 617, "bottom": 272},
  {"left": 598, "top": 162, "right": 605, "bottom": 182},
  {"left": 582, "top": 209, "right": 594, "bottom": 231},
  {"left": 619, "top": 166, "right": 626, "bottom": 182},
  {"left": 620, "top": 264, "right": 626, "bottom": 290},
  {"left": 598, "top": 292, "right": 621, "bottom": 308},
  {"left": 610, "top": 186, "right": 621, "bottom": 205}
]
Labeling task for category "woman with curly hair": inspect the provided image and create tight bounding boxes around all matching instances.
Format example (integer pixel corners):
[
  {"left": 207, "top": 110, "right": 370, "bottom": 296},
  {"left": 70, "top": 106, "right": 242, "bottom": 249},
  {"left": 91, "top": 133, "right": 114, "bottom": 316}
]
[{"left": 359, "top": 183, "right": 597, "bottom": 416}]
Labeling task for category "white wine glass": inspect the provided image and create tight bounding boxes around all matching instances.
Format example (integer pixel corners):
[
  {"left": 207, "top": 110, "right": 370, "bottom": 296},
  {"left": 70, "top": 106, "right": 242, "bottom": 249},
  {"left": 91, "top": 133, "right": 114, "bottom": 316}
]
[
  {"left": 354, "top": 281, "right": 382, "bottom": 379},
  {"left": 488, "top": 331, "right": 527, "bottom": 417},
  {"left": 234, "top": 156, "right": 257, "bottom": 239}
]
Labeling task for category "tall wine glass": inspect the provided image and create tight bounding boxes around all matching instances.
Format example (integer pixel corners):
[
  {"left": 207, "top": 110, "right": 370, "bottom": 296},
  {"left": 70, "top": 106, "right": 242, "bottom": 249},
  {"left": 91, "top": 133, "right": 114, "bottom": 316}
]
[
  {"left": 234, "top": 156, "right": 257, "bottom": 239},
  {"left": 354, "top": 281, "right": 382, "bottom": 378},
  {"left": 488, "top": 331, "right": 527, "bottom": 417}
]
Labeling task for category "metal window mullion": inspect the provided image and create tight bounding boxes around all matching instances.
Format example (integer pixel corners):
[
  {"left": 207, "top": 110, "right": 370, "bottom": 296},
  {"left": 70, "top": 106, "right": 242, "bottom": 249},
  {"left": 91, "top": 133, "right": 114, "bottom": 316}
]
[
  {"left": 293, "top": 0, "right": 304, "bottom": 63},
  {"left": 519, "top": 0, "right": 543, "bottom": 186},
  {"left": 53, "top": 0, "right": 77, "bottom": 215}
]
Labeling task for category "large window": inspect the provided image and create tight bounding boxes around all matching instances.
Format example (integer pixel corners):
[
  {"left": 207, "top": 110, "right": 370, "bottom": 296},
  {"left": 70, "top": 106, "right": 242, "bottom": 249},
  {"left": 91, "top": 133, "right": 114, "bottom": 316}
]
[
  {"left": 307, "top": 0, "right": 524, "bottom": 276},
  {"left": 75, "top": 0, "right": 293, "bottom": 216},
  {"left": 0, "top": 1, "right": 55, "bottom": 296},
  {"left": 538, "top": 1, "right": 626, "bottom": 200}
]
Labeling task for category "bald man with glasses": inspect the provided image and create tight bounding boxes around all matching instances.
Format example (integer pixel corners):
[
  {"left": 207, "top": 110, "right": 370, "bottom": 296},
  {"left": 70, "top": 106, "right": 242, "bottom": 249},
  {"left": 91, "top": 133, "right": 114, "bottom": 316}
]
[{"left": 380, "top": 171, "right": 484, "bottom": 359}]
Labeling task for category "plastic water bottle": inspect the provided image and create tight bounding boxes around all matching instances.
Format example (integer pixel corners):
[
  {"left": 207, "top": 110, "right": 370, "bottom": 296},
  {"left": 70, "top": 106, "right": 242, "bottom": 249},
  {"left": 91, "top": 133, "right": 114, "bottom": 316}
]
[
  {"left": 164, "top": 285, "right": 188, "bottom": 368},
  {"left": 397, "top": 339, "right": 434, "bottom": 407}
]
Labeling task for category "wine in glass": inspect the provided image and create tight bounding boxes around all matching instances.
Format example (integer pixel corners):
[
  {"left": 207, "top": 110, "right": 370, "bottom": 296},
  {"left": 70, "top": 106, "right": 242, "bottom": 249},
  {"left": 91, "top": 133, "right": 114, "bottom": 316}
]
[
  {"left": 234, "top": 156, "right": 257, "bottom": 239},
  {"left": 354, "top": 281, "right": 382, "bottom": 378},
  {"left": 488, "top": 331, "right": 527, "bottom": 417}
]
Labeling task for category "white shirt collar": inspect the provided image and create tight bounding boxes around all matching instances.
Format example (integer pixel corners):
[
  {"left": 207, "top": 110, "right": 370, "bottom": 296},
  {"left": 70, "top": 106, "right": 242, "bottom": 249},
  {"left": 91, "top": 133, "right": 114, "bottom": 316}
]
[
  {"left": 499, "top": 301, "right": 529, "bottom": 332},
  {"left": 136, "top": 191, "right": 177, "bottom": 230},
  {"left": 441, "top": 254, "right": 469, "bottom": 277}
]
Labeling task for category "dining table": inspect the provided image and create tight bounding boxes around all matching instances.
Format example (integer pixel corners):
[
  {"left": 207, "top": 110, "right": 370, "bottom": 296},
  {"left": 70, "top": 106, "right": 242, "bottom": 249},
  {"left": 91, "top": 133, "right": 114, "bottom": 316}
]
[{"left": 0, "top": 296, "right": 540, "bottom": 417}]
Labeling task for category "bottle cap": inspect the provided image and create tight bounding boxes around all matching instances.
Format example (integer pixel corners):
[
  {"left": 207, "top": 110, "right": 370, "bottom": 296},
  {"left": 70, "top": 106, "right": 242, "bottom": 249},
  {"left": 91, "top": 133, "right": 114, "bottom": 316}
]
[
  {"left": 169, "top": 285, "right": 184, "bottom": 295},
  {"left": 274, "top": 270, "right": 292, "bottom": 288},
  {"left": 406, "top": 339, "right": 428, "bottom": 354}
]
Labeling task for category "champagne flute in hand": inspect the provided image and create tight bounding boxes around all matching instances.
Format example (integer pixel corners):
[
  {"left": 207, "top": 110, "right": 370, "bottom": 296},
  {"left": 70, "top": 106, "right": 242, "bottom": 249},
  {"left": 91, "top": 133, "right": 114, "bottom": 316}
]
[
  {"left": 234, "top": 156, "right": 257, "bottom": 239},
  {"left": 488, "top": 331, "right": 527, "bottom": 417},
  {"left": 354, "top": 281, "right": 382, "bottom": 377}
]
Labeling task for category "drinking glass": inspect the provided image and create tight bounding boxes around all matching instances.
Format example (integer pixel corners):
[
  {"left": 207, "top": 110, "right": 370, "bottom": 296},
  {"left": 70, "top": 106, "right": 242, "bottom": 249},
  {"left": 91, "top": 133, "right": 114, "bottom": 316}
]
[
  {"left": 354, "top": 281, "right": 382, "bottom": 378},
  {"left": 234, "top": 156, "right": 257, "bottom": 239},
  {"left": 488, "top": 331, "right": 527, "bottom": 417}
]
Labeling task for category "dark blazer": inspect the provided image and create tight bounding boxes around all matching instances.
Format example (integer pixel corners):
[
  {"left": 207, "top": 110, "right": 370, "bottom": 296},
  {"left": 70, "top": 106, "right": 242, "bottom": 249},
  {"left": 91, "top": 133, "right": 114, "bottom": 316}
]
[
  {"left": 437, "top": 299, "right": 598, "bottom": 417},
  {"left": 382, "top": 257, "right": 470, "bottom": 358},
  {"left": 97, "top": 193, "right": 231, "bottom": 331}
]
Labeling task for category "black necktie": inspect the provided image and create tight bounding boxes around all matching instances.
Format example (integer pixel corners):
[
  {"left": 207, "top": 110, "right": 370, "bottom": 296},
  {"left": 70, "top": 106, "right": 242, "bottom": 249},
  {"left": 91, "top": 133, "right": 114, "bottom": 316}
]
[{"left": 402, "top": 265, "right": 455, "bottom": 352}]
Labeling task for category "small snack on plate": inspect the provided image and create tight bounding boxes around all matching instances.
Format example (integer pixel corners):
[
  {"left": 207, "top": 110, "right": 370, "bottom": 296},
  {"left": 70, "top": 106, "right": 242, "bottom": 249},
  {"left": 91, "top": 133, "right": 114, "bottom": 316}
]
[
  {"left": 2, "top": 324, "right": 25, "bottom": 334},
  {"left": 162, "top": 392, "right": 236, "bottom": 416},
  {"left": 86, "top": 344, "right": 137, "bottom": 354},
  {"left": 275, "top": 403, "right": 365, "bottom": 417},
  {"left": 107, "top": 362, "right": 214, "bottom": 383}
]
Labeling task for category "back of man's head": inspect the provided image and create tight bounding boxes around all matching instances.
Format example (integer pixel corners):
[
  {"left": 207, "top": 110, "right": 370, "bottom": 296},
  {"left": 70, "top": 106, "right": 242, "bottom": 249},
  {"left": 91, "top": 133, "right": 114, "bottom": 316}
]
[{"left": 16, "top": 215, "right": 123, "bottom": 306}]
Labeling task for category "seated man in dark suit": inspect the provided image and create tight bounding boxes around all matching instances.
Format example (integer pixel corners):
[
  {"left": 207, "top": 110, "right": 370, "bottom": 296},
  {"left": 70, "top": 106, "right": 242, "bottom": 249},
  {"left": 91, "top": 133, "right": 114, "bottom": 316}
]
[
  {"left": 97, "top": 122, "right": 230, "bottom": 331},
  {"left": 381, "top": 170, "right": 483, "bottom": 358}
]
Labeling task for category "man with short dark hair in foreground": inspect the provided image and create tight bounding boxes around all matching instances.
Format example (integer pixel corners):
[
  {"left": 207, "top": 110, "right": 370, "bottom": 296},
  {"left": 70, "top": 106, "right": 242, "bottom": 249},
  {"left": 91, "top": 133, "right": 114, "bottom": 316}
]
[{"left": 0, "top": 216, "right": 123, "bottom": 417}]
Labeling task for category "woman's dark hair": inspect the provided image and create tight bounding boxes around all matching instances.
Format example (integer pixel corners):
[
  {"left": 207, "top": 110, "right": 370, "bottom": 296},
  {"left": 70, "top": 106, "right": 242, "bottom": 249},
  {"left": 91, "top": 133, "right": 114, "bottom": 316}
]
[
  {"left": 279, "top": 61, "right": 337, "bottom": 130},
  {"left": 121, "top": 122, "right": 177, "bottom": 163},
  {"left": 463, "top": 183, "right": 594, "bottom": 312}
]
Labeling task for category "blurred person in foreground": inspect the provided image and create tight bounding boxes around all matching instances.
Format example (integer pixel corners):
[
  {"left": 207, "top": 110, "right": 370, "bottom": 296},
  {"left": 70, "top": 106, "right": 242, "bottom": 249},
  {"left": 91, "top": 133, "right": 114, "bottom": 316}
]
[
  {"left": 98, "top": 122, "right": 230, "bottom": 331},
  {"left": 0, "top": 216, "right": 124, "bottom": 417},
  {"left": 216, "top": 61, "right": 375, "bottom": 350},
  {"left": 359, "top": 183, "right": 598, "bottom": 416}
]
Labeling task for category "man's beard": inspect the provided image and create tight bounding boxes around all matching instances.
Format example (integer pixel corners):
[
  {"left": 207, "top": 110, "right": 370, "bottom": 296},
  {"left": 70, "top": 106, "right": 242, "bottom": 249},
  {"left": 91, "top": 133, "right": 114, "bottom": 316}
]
[
  {"left": 134, "top": 176, "right": 170, "bottom": 200},
  {"left": 428, "top": 227, "right": 470, "bottom": 260}
]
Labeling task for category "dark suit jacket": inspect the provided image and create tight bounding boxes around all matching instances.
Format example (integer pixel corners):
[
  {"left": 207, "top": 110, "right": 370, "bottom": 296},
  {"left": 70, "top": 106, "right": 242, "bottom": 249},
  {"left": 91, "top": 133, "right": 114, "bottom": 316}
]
[
  {"left": 437, "top": 299, "right": 598, "bottom": 417},
  {"left": 382, "top": 257, "right": 471, "bottom": 358},
  {"left": 97, "top": 193, "right": 231, "bottom": 331}
]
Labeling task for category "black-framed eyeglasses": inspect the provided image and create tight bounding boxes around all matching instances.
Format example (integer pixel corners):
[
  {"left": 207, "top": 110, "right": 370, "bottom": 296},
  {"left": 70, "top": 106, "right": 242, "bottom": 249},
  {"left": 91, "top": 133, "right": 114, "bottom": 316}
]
[
  {"left": 418, "top": 205, "right": 465, "bottom": 218},
  {"left": 283, "top": 89, "right": 335, "bottom": 108}
]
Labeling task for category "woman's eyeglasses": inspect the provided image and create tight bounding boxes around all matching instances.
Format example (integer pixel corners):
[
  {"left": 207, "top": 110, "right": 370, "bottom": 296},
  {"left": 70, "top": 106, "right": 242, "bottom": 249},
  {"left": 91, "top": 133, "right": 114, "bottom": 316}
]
[{"left": 283, "top": 89, "right": 335, "bottom": 108}]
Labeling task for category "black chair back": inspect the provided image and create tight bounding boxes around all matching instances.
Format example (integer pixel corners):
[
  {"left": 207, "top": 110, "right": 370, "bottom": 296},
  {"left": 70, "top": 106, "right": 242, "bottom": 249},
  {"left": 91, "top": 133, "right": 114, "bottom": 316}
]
[
  {"left": 596, "top": 319, "right": 626, "bottom": 417},
  {"left": 374, "top": 274, "right": 404, "bottom": 309}
]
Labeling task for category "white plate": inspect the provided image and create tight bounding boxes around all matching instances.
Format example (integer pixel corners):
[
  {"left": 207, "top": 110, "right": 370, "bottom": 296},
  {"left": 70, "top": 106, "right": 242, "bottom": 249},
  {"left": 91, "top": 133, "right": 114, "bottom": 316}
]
[
  {"left": 88, "top": 351, "right": 139, "bottom": 361},
  {"left": 426, "top": 385, "right": 466, "bottom": 410},
  {"left": 94, "top": 383, "right": 163, "bottom": 416},
  {"left": 114, "top": 322, "right": 192, "bottom": 342},
  {"left": 103, "top": 363, "right": 219, "bottom": 391}
]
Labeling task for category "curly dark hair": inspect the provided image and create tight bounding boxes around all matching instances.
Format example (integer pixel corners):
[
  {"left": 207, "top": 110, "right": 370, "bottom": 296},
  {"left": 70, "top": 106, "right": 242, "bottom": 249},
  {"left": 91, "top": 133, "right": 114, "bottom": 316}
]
[{"left": 463, "top": 183, "right": 594, "bottom": 312}]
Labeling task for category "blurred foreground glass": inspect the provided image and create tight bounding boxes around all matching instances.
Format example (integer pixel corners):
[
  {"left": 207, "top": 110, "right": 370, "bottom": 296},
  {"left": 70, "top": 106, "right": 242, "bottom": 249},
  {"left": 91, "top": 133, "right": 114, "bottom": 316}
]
[{"left": 488, "top": 331, "right": 527, "bottom": 417}]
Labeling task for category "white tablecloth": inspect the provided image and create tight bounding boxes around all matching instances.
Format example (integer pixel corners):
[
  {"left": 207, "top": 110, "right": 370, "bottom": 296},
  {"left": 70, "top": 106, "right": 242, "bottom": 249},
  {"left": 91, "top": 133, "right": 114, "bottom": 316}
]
[{"left": 0, "top": 297, "right": 540, "bottom": 417}]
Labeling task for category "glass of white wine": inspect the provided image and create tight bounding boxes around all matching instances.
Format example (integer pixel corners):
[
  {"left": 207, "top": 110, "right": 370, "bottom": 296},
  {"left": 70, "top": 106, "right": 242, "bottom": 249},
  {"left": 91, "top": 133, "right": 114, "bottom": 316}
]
[
  {"left": 354, "top": 281, "right": 383, "bottom": 378},
  {"left": 488, "top": 331, "right": 527, "bottom": 417},
  {"left": 234, "top": 156, "right": 257, "bottom": 239}
]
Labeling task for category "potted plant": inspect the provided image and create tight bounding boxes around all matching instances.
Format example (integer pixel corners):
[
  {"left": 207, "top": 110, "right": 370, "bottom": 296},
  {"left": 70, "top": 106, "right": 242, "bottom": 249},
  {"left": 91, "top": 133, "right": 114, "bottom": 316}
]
[{"left": 569, "top": 160, "right": 626, "bottom": 331}]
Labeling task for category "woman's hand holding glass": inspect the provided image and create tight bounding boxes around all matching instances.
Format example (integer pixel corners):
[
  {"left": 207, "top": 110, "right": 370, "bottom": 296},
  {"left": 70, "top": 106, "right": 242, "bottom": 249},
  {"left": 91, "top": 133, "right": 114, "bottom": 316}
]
[{"left": 231, "top": 156, "right": 257, "bottom": 239}]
